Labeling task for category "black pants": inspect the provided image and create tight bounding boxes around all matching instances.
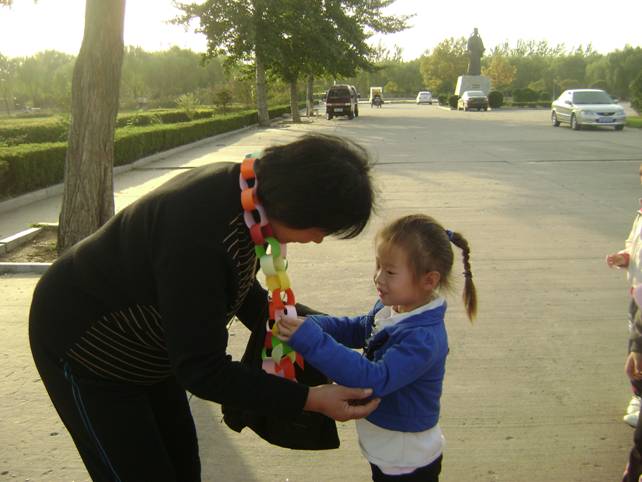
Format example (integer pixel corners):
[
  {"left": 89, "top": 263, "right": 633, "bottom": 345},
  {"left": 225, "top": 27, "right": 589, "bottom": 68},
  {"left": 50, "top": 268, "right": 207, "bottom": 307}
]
[
  {"left": 30, "top": 340, "right": 200, "bottom": 482},
  {"left": 370, "top": 456, "right": 442, "bottom": 482}
]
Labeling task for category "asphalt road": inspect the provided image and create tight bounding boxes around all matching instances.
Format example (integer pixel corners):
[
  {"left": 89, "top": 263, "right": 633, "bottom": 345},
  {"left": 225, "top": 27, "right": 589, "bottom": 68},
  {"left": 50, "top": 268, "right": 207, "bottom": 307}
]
[{"left": 2, "top": 103, "right": 642, "bottom": 481}]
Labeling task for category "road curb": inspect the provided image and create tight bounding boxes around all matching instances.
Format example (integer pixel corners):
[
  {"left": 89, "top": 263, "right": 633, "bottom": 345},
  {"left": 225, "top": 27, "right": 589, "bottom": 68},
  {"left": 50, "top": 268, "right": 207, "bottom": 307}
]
[{"left": 0, "top": 262, "right": 51, "bottom": 275}]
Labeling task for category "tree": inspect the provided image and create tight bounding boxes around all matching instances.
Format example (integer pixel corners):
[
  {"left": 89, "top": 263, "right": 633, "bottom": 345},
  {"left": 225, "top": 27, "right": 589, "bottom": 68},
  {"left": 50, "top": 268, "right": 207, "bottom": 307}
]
[
  {"left": 605, "top": 46, "right": 642, "bottom": 98},
  {"left": 552, "top": 53, "right": 587, "bottom": 86},
  {"left": 482, "top": 54, "right": 516, "bottom": 91},
  {"left": 213, "top": 87, "right": 233, "bottom": 113},
  {"left": 175, "top": 0, "right": 272, "bottom": 126},
  {"left": 630, "top": 71, "right": 642, "bottom": 114},
  {"left": 57, "top": 0, "right": 126, "bottom": 252},
  {"left": 0, "top": 53, "right": 17, "bottom": 115},
  {"left": 420, "top": 37, "right": 467, "bottom": 93},
  {"left": 177, "top": 0, "right": 409, "bottom": 124}
]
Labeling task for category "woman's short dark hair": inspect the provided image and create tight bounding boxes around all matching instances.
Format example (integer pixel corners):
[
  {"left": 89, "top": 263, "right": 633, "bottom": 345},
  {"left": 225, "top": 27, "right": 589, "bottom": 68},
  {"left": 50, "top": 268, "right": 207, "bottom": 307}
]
[{"left": 255, "top": 134, "right": 375, "bottom": 239}]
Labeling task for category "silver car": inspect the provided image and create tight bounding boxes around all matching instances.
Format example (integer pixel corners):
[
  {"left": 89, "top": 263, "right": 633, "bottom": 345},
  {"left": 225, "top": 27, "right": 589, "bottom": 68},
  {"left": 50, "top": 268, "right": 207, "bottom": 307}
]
[{"left": 551, "top": 89, "right": 626, "bottom": 130}]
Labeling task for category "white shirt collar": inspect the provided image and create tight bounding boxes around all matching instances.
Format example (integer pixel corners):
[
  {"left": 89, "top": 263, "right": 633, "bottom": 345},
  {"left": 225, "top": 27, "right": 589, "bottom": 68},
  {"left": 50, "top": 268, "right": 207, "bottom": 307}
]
[{"left": 374, "top": 297, "right": 445, "bottom": 331}]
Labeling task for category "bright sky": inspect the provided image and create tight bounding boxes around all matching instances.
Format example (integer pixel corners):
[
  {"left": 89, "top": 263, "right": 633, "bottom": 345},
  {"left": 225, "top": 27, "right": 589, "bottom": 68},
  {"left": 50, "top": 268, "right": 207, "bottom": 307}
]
[{"left": 1, "top": 0, "right": 641, "bottom": 60}]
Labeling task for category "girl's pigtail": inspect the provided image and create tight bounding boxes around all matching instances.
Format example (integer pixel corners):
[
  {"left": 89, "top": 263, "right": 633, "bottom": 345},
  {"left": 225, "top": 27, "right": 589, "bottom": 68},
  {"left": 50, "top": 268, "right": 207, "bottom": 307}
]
[{"left": 450, "top": 232, "right": 477, "bottom": 322}]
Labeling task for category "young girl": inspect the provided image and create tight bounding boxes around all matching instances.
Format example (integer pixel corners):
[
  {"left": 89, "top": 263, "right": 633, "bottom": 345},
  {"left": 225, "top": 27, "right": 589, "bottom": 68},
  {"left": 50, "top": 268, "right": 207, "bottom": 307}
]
[{"left": 278, "top": 214, "right": 477, "bottom": 481}]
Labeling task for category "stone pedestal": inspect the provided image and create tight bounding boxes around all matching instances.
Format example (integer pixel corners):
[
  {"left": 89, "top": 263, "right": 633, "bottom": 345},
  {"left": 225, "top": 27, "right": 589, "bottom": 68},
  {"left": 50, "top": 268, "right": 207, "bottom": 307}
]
[{"left": 455, "top": 75, "right": 491, "bottom": 96}]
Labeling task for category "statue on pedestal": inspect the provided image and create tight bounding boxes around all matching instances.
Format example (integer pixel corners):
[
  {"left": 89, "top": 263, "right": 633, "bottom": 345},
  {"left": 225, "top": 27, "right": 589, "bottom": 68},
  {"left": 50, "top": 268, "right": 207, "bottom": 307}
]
[{"left": 466, "top": 28, "right": 485, "bottom": 76}]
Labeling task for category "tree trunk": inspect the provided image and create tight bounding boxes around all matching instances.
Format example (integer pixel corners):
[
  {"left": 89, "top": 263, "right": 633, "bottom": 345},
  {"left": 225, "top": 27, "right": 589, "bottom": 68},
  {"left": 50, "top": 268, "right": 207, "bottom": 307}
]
[
  {"left": 289, "top": 79, "right": 300, "bottom": 123},
  {"left": 255, "top": 51, "right": 270, "bottom": 127},
  {"left": 57, "top": 0, "right": 126, "bottom": 253},
  {"left": 306, "top": 75, "right": 314, "bottom": 117}
]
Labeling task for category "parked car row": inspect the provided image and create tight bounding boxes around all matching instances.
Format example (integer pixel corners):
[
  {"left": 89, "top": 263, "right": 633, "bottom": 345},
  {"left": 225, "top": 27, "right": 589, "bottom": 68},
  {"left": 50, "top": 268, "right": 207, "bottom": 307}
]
[{"left": 324, "top": 87, "right": 627, "bottom": 132}]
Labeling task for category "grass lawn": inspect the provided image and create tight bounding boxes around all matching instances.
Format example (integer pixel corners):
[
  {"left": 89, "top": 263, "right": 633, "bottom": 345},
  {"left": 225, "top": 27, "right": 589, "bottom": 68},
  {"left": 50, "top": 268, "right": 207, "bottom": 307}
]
[{"left": 627, "top": 116, "right": 642, "bottom": 128}]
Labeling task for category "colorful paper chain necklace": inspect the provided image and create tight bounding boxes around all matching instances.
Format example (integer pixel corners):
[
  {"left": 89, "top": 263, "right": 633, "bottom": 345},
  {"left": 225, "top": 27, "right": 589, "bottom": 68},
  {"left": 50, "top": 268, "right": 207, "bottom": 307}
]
[{"left": 239, "top": 154, "right": 304, "bottom": 381}]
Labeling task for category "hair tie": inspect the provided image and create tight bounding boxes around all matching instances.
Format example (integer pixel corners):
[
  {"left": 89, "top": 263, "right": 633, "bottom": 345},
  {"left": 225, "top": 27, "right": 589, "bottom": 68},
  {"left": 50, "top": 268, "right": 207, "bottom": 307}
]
[
  {"left": 445, "top": 229, "right": 454, "bottom": 241},
  {"left": 463, "top": 271, "right": 473, "bottom": 279}
]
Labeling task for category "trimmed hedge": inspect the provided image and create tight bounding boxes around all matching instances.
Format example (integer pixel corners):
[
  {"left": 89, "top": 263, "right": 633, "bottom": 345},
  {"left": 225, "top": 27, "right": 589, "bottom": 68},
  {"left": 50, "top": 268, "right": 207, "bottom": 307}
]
[
  {"left": 0, "top": 117, "right": 69, "bottom": 145},
  {"left": 0, "top": 105, "right": 293, "bottom": 200},
  {"left": 0, "top": 142, "right": 67, "bottom": 198},
  {"left": 508, "top": 101, "right": 552, "bottom": 108},
  {"left": 0, "top": 107, "right": 251, "bottom": 144},
  {"left": 115, "top": 108, "right": 219, "bottom": 128}
]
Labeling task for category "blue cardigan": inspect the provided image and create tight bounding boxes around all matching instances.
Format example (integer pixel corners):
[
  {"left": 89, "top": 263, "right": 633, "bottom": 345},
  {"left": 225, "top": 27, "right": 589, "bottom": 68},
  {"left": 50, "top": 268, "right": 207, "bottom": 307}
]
[{"left": 288, "top": 300, "right": 449, "bottom": 432}]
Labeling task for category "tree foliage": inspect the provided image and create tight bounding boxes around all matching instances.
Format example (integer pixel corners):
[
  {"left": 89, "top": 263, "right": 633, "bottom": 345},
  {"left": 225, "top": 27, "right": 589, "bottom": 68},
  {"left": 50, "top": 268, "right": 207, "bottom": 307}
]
[
  {"left": 176, "top": 0, "right": 409, "bottom": 122},
  {"left": 420, "top": 37, "right": 467, "bottom": 93},
  {"left": 630, "top": 71, "right": 642, "bottom": 114},
  {"left": 482, "top": 54, "right": 516, "bottom": 90}
]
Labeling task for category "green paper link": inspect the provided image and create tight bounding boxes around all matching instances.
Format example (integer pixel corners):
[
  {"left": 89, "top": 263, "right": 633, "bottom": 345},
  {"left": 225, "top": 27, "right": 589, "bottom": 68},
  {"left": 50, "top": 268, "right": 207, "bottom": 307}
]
[
  {"left": 265, "top": 237, "right": 280, "bottom": 258},
  {"left": 272, "top": 343, "right": 284, "bottom": 363},
  {"left": 254, "top": 245, "right": 266, "bottom": 258},
  {"left": 281, "top": 343, "right": 293, "bottom": 355}
]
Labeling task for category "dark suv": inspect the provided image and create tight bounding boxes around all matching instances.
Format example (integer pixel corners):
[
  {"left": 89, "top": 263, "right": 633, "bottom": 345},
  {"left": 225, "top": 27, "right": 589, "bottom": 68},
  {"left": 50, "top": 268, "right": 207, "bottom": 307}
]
[{"left": 325, "top": 84, "right": 359, "bottom": 120}]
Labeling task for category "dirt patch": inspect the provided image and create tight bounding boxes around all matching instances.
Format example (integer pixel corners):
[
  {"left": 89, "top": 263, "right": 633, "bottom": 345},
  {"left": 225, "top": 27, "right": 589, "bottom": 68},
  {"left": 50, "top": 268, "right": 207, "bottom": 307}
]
[{"left": 0, "top": 229, "right": 58, "bottom": 263}]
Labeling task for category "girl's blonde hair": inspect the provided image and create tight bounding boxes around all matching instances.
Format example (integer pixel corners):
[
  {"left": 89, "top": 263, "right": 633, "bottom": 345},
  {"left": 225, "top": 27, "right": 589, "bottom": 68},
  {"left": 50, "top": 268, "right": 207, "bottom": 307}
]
[{"left": 376, "top": 214, "right": 477, "bottom": 322}]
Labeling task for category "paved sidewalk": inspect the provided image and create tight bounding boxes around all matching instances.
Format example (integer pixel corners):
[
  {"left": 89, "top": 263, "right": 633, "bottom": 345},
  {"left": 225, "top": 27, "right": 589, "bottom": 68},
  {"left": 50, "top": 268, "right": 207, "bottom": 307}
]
[{"left": 2, "top": 106, "right": 642, "bottom": 481}]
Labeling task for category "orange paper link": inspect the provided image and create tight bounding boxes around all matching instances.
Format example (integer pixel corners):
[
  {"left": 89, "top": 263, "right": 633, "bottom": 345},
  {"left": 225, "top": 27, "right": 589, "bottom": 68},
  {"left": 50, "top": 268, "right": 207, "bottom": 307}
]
[
  {"left": 241, "top": 188, "right": 256, "bottom": 211},
  {"left": 240, "top": 157, "right": 256, "bottom": 180}
]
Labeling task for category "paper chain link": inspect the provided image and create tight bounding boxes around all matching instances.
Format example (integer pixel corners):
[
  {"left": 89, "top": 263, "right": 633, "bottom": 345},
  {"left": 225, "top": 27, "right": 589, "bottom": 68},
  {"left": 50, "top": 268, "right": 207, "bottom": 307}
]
[{"left": 240, "top": 154, "right": 304, "bottom": 380}]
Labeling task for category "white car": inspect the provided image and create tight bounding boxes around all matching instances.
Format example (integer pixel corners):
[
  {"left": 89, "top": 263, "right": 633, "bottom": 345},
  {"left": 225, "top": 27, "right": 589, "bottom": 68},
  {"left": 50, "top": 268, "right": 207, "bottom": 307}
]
[
  {"left": 551, "top": 89, "right": 626, "bottom": 130},
  {"left": 416, "top": 91, "right": 432, "bottom": 104}
]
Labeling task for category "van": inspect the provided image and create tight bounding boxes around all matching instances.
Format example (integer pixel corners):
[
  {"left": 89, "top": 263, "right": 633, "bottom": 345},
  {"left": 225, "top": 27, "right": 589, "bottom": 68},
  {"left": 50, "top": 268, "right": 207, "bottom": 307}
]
[
  {"left": 325, "top": 85, "right": 359, "bottom": 120},
  {"left": 416, "top": 91, "right": 432, "bottom": 105}
]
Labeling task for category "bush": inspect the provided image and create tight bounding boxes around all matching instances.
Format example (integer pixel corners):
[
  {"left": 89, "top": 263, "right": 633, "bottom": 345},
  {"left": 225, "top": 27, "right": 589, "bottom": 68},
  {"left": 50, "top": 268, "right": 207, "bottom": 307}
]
[
  {"left": 590, "top": 80, "right": 609, "bottom": 91},
  {"left": 213, "top": 89, "right": 233, "bottom": 114},
  {"left": 513, "top": 88, "right": 539, "bottom": 102},
  {"left": 488, "top": 91, "right": 504, "bottom": 108},
  {"left": 175, "top": 93, "right": 201, "bottom": 120},
  {"left": 0, "top": 105, "right": 293, "bottom": 200},
  {"left": 438, "top": 94, "right": 448, "bottom": 106},
  {"left": 539, "top": 91, "right": 551, "bottom": 101},
  {"left": 449, "top": 95, "right": 459, "bottom": 109}
]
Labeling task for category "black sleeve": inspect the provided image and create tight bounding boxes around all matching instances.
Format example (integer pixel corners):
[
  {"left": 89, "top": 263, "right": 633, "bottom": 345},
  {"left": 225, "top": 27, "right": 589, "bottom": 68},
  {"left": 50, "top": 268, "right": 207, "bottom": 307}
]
[
  {"left": 235, "top": 279, "right": 269, "bottom": 331},
  {"left": 153, "top": 241, "right": 308, "bottom": 417}
]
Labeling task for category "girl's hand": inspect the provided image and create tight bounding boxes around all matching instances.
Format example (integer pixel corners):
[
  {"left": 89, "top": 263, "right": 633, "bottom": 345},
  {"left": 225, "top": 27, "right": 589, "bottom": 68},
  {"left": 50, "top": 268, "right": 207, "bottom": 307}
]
[
  {"left": 625, "top": 352, "right": 642, "bottom": 380},
  {"left": 276, "top": 316, "right": 305, "bottom": 341},
  {"left": 606, "top": 252, "right": 629, "bottom": 268}
]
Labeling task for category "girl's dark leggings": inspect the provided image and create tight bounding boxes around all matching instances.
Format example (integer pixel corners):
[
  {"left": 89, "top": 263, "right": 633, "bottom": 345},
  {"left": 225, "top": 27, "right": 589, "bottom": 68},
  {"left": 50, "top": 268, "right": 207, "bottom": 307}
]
[
  {"left": 31, "top": 340, "right": 201, "bottom": 482},
  {"left": 370, "top": 455, "right": 442, "bottom": 482},
  {"left": 624, "top": 420, "right": 642, "bottom": 481}
]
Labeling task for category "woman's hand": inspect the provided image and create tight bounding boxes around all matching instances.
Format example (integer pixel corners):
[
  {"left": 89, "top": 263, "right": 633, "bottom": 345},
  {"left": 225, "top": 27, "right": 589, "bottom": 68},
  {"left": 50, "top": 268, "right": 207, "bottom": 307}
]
[
  {"left": 304, "top": 384, "right": 380, "bottom": 422},
  {"left": 276, "top": 316, "right": 305, "bottom": 341}
]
